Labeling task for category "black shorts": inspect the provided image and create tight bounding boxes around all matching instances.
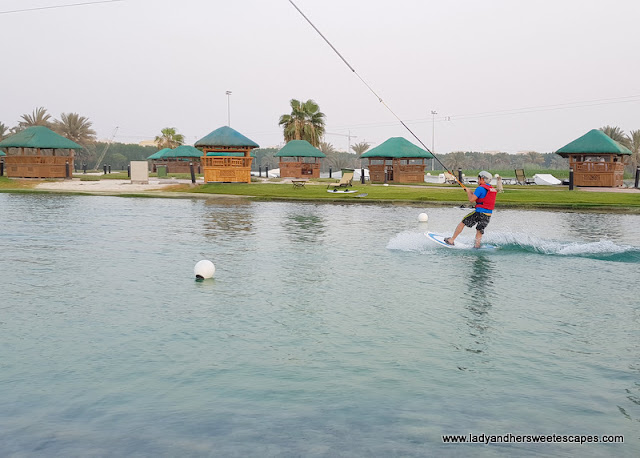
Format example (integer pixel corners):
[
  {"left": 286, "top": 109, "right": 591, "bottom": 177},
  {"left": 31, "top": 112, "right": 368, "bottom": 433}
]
[{"left": 462, "top": 211, "right": 491, "bottom": 234}]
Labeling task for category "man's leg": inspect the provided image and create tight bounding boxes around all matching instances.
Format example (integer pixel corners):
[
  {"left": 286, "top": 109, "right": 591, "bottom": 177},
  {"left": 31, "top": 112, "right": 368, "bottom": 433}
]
[
  {"left": 474, "top": 230, "right": 483, "bottom": 248},
  {"left": 446, "top": 222, "right": 465, "bottom": 245}
]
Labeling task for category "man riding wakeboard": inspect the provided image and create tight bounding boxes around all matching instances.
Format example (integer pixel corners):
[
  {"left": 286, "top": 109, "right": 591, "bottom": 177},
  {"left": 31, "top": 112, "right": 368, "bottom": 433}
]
[{"left": 444, "top": 170, "right": 497, "bottom": 249}]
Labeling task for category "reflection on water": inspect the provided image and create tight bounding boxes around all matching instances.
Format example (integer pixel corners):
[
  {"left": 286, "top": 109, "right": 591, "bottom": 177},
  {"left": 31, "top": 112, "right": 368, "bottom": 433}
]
[
  {"left": 283, "top": 207, "right": 327, "bottom": 245},
  {"left": 565, "top": 212, "right": 624, "bottom": 241},
  {"left": 202, "top": 201, "right": 253, "bottom": 239},
  {"left": 458, "top": 255, "right": 496, "bottom": 362}
]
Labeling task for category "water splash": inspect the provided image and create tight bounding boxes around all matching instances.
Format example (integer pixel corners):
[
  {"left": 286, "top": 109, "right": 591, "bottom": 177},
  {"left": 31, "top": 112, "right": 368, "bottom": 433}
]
[
  {"left": 387, "top": 231, "right": 640, "bottom": 262},
  {"left": 386, "top": 231, "right": 432, "bottom": 252},
  {"left": 484, "top": 232, "right": 640, "bottom": 263}
]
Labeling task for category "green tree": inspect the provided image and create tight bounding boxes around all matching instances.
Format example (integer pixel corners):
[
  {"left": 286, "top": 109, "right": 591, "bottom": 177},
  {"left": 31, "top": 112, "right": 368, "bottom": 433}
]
[
  {"left": 319, "top": 141, "right": 336, "bottom": 156},
  {"left": 19, "top": 107, "right": 52, "bottom": 129},
  {"left": 0, "top": 122, "right": 9, "bottom": 141},
  {"left": 251, "top": 147, "right": 278, "bottom": 169},
  {"left": 626, "top": 129, "right": 640, "bottom": 171},
  {"left": 600, "top": 125, "right": 629, "bottom": 146},
  {"left": 445, "top": 151, "right": 467, "bottom": 171},
  {"left": 350, "top": 141, "right": 370, "bottom": 156},
  {"left": 325, "top": 150, "right": 356, "bottom": 171},
  {"left": 278, "top": 99, "right": 326, "bottom": 147},
  {"left": 155, "top": 127, "right": 185, "bottom": 149},
  {"left": 53, "top": 113, "right": 97, "bottom": 145},
  {"left": 524, "top": 151, "right": 544, "bottom": 166}
]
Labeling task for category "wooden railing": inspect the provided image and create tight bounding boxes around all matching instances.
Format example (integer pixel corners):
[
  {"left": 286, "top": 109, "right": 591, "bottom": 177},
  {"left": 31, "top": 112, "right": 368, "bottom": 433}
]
[
  {"left": 570, "top": 160, "right": 625, "bottom": 187},
  {"left": 202, "top": 156, "right": 252, "bottom": 183},
  {"left": 571, "top": 161, "right": 624, "bottom": 173}
]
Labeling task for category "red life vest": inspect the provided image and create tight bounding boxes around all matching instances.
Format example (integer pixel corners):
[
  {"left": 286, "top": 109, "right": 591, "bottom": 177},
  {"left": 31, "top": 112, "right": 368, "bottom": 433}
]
[{"left": 476, "top": 184, "right": 497, "bottom": 211}]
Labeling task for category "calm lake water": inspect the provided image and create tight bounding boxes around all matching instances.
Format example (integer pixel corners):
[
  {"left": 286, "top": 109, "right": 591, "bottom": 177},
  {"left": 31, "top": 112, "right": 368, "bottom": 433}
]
[{"left": 1, "top": 193, "right": 639, "bottom": 457}]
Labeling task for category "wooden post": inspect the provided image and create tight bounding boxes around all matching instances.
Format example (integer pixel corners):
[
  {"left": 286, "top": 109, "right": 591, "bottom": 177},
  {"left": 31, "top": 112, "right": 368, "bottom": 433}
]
[
  {"left": 65, "top": 161, "right": 70, "bottom": 179},
  {"left": 190, "top": 162, "right": 196, "bottom": 183},
  {"left": 635, "top": 166, "right": 640, "bottom": 189},
  {"left": 361, "top": 168, "right": 365, "bottom": 184},
  {"left": 0, "top": 159, "right": 4, "bottom": 177},
  {"left": 458, "top": 167, "right": 463, "bottom": 183}
]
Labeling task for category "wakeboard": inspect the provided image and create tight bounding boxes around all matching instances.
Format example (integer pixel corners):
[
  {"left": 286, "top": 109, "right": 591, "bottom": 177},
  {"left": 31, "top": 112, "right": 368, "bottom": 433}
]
[{"left": 425, "top": 232, "right": 497, "bottom": 250}]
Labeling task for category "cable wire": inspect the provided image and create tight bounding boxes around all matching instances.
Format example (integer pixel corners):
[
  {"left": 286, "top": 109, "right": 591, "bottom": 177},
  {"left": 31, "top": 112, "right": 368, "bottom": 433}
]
[
  {"left": 287, "top": 0, "right": 467, "bottom": 189},
  {"left": 0, "top": 0, "right": 123, "bottom": 15}
]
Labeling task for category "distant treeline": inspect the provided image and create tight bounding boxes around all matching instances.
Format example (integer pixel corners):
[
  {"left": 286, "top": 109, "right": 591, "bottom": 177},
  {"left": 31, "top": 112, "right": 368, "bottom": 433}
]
[
  {"left": 252, "top": 148, "right": 570, "bottom": 174},
  {"left": 77, "top": 142, "right": 157, "bottom": 169}
]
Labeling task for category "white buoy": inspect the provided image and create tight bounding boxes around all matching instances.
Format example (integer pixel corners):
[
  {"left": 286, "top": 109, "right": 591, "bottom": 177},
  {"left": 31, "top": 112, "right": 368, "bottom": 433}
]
[
  {"left": 194, "top": 260, "right": 215, "bottom": 280},
  {"left": 418, "top": 212, "right": 429, "bottom": 222}
]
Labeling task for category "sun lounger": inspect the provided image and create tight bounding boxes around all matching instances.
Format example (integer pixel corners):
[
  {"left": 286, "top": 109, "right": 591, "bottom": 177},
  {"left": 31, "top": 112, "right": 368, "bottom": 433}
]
[{"left": 327, "top": 169, "right": 354, "bottom": 188}]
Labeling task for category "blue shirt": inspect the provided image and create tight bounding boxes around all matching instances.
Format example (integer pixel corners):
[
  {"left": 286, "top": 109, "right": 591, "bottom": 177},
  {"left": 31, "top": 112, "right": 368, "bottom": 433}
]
[{"left": 474, "top": 186, "right": 492, "bottom": 214}]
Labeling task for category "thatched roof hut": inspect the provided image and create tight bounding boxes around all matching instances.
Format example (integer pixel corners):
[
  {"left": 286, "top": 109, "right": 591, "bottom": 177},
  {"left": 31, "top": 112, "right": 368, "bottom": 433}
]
[
  {"left": 196, "top": 126, "right": 259, "bottom": 183},
  {"left": 361, "top": 137, "right": 433, "bottom": 183},
  {"left": 275, "top": 140, "right": 326, "bottom": 178},
  {"left": 0, "top": 126, "right": 82, "bottom": 178},
  {"left": 556, "top": 129, "right": 631, "bottom": 187}
]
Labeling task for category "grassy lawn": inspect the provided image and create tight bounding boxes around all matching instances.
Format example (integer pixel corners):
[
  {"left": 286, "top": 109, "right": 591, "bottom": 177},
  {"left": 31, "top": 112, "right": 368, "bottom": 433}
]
[
  {"left": 0, "top": 176, "right": 38, "bottom": 190},
  {"left": 177, "top": 182, "right": 640, "bottom": 211},
  {"left": 1, "top": 175, "right": 638, "bottom": 211}
]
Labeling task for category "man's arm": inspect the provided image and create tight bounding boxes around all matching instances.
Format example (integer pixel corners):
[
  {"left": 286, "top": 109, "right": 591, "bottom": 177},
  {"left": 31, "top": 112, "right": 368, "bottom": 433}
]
[{"left": 466, "top": 187, "right": 478, "bottom": 203}]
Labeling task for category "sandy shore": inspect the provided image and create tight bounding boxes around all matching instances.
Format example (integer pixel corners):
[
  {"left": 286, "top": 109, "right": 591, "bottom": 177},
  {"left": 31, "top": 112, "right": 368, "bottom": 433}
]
[{"left": 35, "top": 178, "right": 200, "bottom": 194}]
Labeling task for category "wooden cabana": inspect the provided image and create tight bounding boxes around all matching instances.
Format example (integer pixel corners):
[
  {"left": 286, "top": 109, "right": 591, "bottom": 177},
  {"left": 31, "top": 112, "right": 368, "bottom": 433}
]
[
  {"left": 153, "top": 145, "right": 202, "bottom": 173},
  {"left": 0, "top": 126, "right": 82, "bottom": 179},
  {"left": 361, "top": 137, "right": 433, "bottom": 183},
  {"left": 147, "top": 148, "right": 172, "bottom": 172},
  {"left": 196, "top": 126, "right": 259, "bottom": 183},
  {"left": 556, "top": 129, "right": 631, "bottom": 187},
  {"left": 275, "top": 140, "right": 326, "bottom": 178}
]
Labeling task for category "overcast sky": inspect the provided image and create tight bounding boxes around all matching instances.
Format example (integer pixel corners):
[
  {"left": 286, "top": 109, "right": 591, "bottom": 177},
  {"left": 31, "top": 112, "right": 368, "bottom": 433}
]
[{"left": 2, "top": 0, "right": 639, "bottom": 153}]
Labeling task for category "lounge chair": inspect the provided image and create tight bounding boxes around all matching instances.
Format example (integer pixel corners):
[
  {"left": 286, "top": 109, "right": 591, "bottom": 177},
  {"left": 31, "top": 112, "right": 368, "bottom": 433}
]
[
  {"left": 443, "top": 172, "right": 457, "bottom": 184},
  {"left": 327, "top": 170, "right": 354, "bottom": 188},
  {"left": 514, "top": 169, "right": 535, "bottom": 185}
]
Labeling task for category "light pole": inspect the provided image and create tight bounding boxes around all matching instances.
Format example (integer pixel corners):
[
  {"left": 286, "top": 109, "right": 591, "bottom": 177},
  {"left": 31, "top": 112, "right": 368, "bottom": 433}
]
[
  {"left": 431, "top": 110, "right": 437, "bottom": 171},
  {"left": 226, "top": 91, "right": 232, "bottom": 126}
]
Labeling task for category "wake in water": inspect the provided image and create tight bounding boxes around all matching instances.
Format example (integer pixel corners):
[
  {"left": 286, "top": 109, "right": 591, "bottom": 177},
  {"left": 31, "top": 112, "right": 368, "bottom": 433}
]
[{"left": 387, "top": 231, "right": 640, "bottom": 263}]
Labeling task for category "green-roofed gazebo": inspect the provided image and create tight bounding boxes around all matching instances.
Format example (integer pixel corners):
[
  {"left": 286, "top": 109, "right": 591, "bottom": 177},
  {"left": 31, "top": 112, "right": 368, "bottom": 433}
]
[
  {"left": 147, "top": 148, "right": 172, "bottom": 160},
  {"left": 275, "top": 140, "right": 326, "bottom": 178},
  {"left": 556, "top": 129, "right": 631, "bottom": 187},
  {"left": 158, "top": 145, "right": 204, "bottom": 173},
  {"left": 0, "top": 126, "right": 82, "bottom": 178},
  {"left": 361, "top": 137, "right": 434, "bottom": 183},
  {"left": 195, "top": 126, "right": 259, "bottom": 183}
]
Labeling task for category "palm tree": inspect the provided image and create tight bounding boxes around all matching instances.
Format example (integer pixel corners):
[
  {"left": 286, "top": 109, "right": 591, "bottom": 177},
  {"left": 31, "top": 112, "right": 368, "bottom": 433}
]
[
  {"left": 278, "top": 99, "right": 326, "bottom": 147},
  {"left": 0, "top": 122, "right": 9, "bottom": 141},
  {"left": 626, "top": 129, "right": 640, "bottom": 171},
  {"left": 155, "top": 127, "right": 185, "bottom": 149},
  {"left": 19, "top": 107, "right": 52, "bottom": 128},
  {"left": 600, "top": 125, "right": 629, "bottom": 146},
  {"left": 319, "top": 141, "right": 336, "bottom": 156},
  {"left": 53, "top": 113, "right": 97, "bottom": 145},
  {"left": 351, "top": 141, "right": 370, "bottom": 156}
]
